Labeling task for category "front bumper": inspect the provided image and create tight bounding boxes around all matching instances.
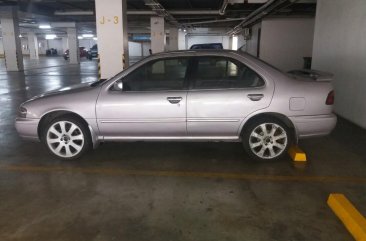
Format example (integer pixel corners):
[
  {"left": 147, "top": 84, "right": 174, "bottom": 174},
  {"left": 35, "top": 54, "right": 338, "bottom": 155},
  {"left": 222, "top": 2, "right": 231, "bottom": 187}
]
[
  {"left": 289, "top": 114, "right": 337, "bottom": 139},
  {"left": 15, "top": 118, "right": 40, "bottom": 141}
]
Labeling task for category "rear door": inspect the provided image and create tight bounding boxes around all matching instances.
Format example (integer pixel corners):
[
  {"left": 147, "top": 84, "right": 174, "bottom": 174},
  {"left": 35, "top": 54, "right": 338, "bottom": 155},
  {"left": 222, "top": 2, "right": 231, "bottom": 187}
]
[{"left": 187, "top": 56, "right": 273, "bottom": 138}]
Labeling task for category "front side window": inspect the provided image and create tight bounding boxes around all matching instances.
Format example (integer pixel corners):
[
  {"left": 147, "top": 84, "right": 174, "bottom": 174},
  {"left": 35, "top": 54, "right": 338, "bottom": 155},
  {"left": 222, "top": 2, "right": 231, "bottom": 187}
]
[
  {"left": 192, "top": 56, "right": 265, "bottom": 89},
  {"left": 122, "top": 57, "right": 188, "bottom": 91}
]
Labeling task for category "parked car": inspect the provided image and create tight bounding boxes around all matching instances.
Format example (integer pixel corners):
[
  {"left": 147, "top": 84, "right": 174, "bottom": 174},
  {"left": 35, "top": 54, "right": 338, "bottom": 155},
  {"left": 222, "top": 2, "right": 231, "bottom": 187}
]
[
  {"left": 190, "top": 43, "right": 223, "bottom": 50},
  {"left": 63, "top": 47, "right": 88, "bottom": 60},
  {"left": 15, "top": 50, "right": 336, "bottom": 161},
  {"left": 46, "top": 48, "right": 58, "bottom": 56},
  {"left": 87, "top": 44, "right": 98, "bottom": 60}
]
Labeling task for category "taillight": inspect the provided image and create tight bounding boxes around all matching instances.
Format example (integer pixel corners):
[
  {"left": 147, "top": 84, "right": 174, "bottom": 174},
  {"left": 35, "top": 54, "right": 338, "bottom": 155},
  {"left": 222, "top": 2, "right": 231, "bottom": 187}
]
[{"left": 326, "top": 90, "right": 334, "bottom": 105}]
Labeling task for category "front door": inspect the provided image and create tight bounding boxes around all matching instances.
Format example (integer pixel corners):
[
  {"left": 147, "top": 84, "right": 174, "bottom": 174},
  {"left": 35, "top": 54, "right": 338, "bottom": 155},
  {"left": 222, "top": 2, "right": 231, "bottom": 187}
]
[{"left": 96, "top": 57, "right": 189, "bottom": 139}]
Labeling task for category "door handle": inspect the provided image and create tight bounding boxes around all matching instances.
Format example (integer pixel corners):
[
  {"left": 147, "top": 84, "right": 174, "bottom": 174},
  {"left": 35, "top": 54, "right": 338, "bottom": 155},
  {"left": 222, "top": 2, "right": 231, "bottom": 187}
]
[
  {"left": 247, "top": 94, "right": 264, "bottom": 101},
  {"left": 167, "top": 97, "right": 183, "bottom": 104}
]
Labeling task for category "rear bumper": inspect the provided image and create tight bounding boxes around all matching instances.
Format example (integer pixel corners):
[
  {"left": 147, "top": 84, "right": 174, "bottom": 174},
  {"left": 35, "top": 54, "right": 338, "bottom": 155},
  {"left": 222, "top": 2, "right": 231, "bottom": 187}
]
[
  {"left": 289, "top": 114, "right": 337, "bottom": 139},
  {"left": 15, "top": 118, "right": 40, "bottom": 141}
]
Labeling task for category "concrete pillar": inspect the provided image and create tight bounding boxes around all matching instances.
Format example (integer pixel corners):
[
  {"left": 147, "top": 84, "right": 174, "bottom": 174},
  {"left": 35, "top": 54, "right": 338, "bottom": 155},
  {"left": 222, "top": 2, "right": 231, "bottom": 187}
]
[
  {"left": 0, "top": 6, "right": 24, "bottom": 71},
  {"left": 27, "top": 32, "right": 39, "bottom": 59},
  {"left": 0, "top": 38, "right": 4, "bottom": 57},
  {"left": 168, "top": 27, "right": 178, "bottom": 51},
  {"left": 228, "top": 36, "right": 233, "bottom": 50},
  {"left": 150, "top": 17, "right": 165, "bottom": 54},
  {"left": 95, "top": 0, "right": 129, "bottom": 79},
  {"left": 62, "top": 37, "right": 69, "bottom": 53},
  {"left": 67, "top": 28, "right": 79, "bottom": 64},
  {"left": 178, "top": 30, "right": 186, "bottom": 50}
]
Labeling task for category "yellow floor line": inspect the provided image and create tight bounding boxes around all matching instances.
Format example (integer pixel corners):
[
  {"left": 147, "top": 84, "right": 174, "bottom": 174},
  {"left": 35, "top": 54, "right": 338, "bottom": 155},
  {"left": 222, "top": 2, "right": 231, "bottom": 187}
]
[
  {"left": 328, "top": 193, "right": 366, "bottom": 241},
  {"left": 1, "top": 164, "right": 366, "bottom": 183},
  {"left": 288, "top": 145, "right": 307, "bottom": 162}
]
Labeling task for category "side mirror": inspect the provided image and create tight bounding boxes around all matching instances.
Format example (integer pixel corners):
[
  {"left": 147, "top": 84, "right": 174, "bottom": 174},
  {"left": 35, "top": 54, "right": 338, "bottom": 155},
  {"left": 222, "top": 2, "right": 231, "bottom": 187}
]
[{"left": 113, "top": 80, "right": 123, "bottom": 91}]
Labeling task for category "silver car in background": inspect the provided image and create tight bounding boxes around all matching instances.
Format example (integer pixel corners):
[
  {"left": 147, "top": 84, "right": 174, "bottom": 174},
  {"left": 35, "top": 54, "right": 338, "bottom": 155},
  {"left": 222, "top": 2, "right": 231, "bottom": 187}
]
[{"left": 15, "top": 50, "right": 337, "bottom": 161}]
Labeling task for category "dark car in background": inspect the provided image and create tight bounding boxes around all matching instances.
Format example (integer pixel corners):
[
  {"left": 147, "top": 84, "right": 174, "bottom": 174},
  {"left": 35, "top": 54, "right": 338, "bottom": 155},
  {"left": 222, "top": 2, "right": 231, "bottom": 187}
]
[
  {"left": 87, "top": 44, "right": 98, "bottom": 60},
  {"left": 190, "top": 43, "right": 224, "bottom": 50},
  {"left": 63, "top": 47, "right": 88, "bottom": 60}
]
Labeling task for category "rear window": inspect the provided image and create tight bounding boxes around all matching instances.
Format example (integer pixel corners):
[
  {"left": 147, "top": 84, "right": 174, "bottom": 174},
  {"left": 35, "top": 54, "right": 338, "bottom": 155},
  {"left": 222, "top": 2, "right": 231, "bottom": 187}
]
[{"left": 192, "top": 56, "right": 265, "bottom": 89}]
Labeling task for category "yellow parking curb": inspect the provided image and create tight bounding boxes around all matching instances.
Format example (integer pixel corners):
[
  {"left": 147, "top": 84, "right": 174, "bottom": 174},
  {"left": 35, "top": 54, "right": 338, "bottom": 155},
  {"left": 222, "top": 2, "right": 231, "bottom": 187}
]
[
  {"left": 328, "top": 193, "right": 366, "bottom": 241},
  {"left": 288, "top": 145, "right": 307, "bottom": 162}
]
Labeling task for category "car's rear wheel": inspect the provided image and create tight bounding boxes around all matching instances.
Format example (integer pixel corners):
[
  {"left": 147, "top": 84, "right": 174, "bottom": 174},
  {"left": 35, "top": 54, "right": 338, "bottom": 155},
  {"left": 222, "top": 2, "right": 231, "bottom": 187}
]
[
  {"left": 42, "top": 117, "right": 91, "bottom": 160},
  {"left": 242, "top": 118, "right": 291, "bottom": 161}
]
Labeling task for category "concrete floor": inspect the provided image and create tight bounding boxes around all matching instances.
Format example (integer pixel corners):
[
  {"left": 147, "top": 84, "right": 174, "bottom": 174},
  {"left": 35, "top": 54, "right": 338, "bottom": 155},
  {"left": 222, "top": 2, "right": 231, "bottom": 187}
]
[{"left": 1, "top": 57, "right": 366, "bottom": 241}]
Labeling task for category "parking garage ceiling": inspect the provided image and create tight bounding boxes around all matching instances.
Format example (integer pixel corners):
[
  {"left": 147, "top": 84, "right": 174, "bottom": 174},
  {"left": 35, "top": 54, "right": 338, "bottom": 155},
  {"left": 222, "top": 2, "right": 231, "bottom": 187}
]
[{"left": 0, "top": 0, "right": 316, "bottom": 35}]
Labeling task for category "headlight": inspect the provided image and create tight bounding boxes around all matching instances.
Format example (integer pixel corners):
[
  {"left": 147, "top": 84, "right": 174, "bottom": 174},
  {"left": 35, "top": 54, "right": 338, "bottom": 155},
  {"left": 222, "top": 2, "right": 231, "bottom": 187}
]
[{"left": 18, "top": 106, "right": 27, "bottom": 118}]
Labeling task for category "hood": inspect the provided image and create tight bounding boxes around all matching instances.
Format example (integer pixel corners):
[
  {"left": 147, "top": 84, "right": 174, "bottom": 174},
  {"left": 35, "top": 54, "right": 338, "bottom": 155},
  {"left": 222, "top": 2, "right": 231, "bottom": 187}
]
[{"left": 28, "top": 82, "right": 93, "bottom": 102}]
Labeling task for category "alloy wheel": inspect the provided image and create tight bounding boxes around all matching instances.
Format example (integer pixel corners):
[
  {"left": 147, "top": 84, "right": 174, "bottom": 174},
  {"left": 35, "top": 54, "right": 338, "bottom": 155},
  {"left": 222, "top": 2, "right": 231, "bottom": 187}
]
[
  {"left": 249, "top": 123, "right": 288, "bottom": 159},
  {"left": 46, "top": 121, "right": 84, "bottom": 158}
]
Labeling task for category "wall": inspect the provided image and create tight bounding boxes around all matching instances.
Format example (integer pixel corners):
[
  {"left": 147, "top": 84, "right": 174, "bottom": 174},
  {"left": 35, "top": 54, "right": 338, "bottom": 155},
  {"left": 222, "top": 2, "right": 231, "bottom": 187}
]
[
  {"left": 237, "top": 35, "right": 246, "bottom": 50},
  {"left": 260, "top": 18, "right": 315, "bottom": 71},
  {"left": 312, "top": 0, "right": 366, "bottom": 128},
  {"left": 20, "top": 38, "right": 29, "bottom": 55},
  {"left": 47, "top": 39, "right": 63, "bottom": 55},
  {"left": 21, "top": 38, "right": 45, "bottom": 55},
  {"left": 245, "top": 22, "right": 261, "bottom": 56},
  {"left": 128, "top": 41, "right": 142, "bottom": 56},
  {"left": 79, "top": 39, "right": 97, "bottom": 49},
  {"left": 38, "top": 39, "right": 48, "bottom": 55},
  {"left": 3, "top": 37, "right": 150, "bottom": 58},
  {"left": 142, "top": 42, "right": 151, "bottom": 56}
]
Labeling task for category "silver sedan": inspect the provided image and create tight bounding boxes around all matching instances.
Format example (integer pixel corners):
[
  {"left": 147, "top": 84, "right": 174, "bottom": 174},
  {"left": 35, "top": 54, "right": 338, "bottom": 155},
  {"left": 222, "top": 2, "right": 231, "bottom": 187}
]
[{"left": 15, "top": 50, "right": 337, "bottom": 161}]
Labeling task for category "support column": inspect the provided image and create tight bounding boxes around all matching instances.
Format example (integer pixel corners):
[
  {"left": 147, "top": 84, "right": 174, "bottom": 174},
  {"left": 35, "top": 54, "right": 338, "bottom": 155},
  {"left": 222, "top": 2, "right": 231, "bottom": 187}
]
[
  {"left": 168, "top": 27, "right": 178, "bottom": 51},
  {"left": 228, "top": 36, "right": 233, "bottom": 50},
  {"left": 62, "top": 37, "right": 69, "bottom": 53},
  {"left": 67, "top": 28, "right": 79, "bottom": 64},
  {"left": 178, "top": 30, "right": 186, "bottom": 50},
  {"left": 0, "top": 6, "right": 24, "bottom": 71},
  {"left": 27, "top": 32, "right": 39, "bottom": 59},
  {"left": 0, "top": 38, "right": 4, "bottom": 57},
  {"left": 95, "top": 0, "right": 129, "bottom": 79},
  {"left": 150, "top": 17, "right": 165, "bottom": 54}
]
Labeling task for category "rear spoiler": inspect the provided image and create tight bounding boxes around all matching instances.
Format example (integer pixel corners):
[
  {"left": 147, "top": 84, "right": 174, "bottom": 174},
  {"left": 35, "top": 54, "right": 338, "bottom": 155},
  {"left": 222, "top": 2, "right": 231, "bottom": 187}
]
[{"left": 287, "top": 69, "right": 333, "bottom": 82}]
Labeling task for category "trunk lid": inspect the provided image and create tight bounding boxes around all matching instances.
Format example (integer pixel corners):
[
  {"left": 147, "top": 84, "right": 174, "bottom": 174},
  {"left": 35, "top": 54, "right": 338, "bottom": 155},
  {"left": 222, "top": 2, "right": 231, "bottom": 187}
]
[{"left": 287, "top": 69, "right": 333, "bottom": 82}]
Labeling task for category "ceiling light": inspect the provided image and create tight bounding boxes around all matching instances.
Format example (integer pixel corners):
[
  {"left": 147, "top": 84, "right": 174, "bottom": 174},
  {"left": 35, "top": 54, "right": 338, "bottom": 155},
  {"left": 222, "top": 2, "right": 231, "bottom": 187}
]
[
  {"left": 19, "top": 34, "right": 23, "bottom": 38},
  {"left": 82, "top": 34, "right": 94, "bottom": 38},
  {"left": 93, "top": 37, "right": 97, "bottom": 41},
  {"left": 78, "top": 36, "right": 83, "bottom": 39},
  {"left": 45, "top": 34, "right": 56, "bottom": 40},
  {"left": 39, "top": 24, "right": 51, "bottom": 29}
]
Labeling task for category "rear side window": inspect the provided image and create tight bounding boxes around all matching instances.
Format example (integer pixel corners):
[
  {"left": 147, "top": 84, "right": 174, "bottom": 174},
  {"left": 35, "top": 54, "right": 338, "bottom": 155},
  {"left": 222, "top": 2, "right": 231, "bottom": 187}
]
[
  {"left": 122, "top": 57, "right": 188, "bottom": 91},
  {"left": 192, "top": 56, "right": 265, "bottom": 89}
]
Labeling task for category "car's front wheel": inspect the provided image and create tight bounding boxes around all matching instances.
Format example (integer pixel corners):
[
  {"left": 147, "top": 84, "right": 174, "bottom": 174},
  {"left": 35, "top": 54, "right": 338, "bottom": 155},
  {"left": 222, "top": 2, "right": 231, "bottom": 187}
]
[
  {"left": 242, "top": 118, "right": 291, "bottom": 161},
  {"left": 42, "top": 117, "right": 91, "bottom": 160}
]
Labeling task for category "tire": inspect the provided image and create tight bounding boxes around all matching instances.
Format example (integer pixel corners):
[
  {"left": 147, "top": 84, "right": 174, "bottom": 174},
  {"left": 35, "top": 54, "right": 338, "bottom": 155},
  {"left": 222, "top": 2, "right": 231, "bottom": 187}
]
[
  {"left": 42, "top": 116, "right": 91, "bottom": 160},
  {"left": 242, "top": 117, "right": 291, "bottom": 162}
]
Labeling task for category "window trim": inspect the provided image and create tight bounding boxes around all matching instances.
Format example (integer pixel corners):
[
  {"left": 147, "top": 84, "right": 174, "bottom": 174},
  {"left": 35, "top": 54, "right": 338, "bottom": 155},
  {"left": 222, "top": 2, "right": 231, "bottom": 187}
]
[
  {"left": 110, "top": 56, "right": 192, "bottom": 93},
  {"left": 188, "top": 55, "right": 266, "bottom": 91}
]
